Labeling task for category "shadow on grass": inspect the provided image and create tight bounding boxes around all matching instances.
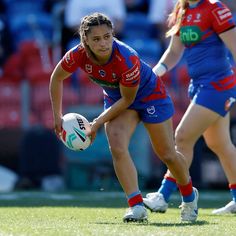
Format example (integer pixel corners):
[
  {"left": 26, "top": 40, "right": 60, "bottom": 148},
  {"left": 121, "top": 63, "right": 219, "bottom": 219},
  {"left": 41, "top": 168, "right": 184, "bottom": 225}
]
[
  {"left": 149, "top": 220, "right": 209, "bottom": 227},
  {"left": 94, "top": 220, "right": 209, "bottom": 227},
  {"left": 205, "top": 213, "right": 236, "bottom": 218}
]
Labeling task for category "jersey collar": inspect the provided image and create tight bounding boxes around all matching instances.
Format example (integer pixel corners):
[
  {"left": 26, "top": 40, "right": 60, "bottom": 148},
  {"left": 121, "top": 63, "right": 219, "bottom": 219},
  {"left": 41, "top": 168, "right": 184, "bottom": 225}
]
[{"left": 189, "top": 0, "right": 204, "bottom": 9}]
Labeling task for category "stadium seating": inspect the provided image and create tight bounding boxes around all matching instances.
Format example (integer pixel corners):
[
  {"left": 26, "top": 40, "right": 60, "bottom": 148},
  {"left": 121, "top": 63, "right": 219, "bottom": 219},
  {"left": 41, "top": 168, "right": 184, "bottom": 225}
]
[
  {"left": 4, "top": 0, "right": 52, "bottom": 49},
  {"left": 0, "top": 82, "right": 21, "bottom": 107},
  {"left": 0, "top": 106, "right": 21, "bottom": 128},
  {"left": 122, "top": 13, "right": 153, "bottom": 39}
]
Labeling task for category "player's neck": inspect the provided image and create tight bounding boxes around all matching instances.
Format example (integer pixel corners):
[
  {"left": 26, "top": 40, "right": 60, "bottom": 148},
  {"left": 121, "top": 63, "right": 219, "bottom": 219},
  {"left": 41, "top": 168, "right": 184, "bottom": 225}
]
[{"left": 188, "top": 0, "right": 200, "bottom": 6}]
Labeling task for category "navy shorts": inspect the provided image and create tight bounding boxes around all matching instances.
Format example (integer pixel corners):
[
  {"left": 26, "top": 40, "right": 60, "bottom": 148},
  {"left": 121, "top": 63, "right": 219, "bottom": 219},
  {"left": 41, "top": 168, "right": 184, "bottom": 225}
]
[
  {"left": 104, "top": 95, "right": 174, "bottom": 124},
  {"left": 188, "top": 83, "right": 236, "bottom": 116}
]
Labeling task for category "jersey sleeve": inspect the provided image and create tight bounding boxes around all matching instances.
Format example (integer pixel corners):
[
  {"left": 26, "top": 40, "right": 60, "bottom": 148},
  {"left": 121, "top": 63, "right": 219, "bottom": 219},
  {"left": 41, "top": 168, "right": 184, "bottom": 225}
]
[
  {"left": 61, "top": 46, "right": 82, "bottom": 73},
  {"left": 211, "top": 2, "right": 235, "bottom": 34},
  {"left": 120, "top": 56, "right": 141, "bottom": 87}
]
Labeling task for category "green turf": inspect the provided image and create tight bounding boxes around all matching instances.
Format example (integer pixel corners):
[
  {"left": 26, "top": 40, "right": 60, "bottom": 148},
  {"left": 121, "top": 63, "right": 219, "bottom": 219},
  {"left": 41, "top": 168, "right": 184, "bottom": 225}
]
[{"left": 0, "top": 191, "right": 235, "bottom": 236}]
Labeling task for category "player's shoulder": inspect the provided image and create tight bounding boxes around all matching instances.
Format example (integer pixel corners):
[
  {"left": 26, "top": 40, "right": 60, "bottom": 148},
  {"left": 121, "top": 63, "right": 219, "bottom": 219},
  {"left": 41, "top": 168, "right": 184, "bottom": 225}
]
[
  {"left": 207, "top": 0, "right": 226, "bottom": 8},
  {"left": 64, "top": 43, "right": 87, "bottom": 61},
  {"left": 206, "top": 0, "right": 232, "bottom": 20},
  {"left": 114, "top": 39, "right": 138, "bottom": 57},
  {"left": 113, "top": 39, "right": 140, "bottom": 69},
  {"left": 61, "top": 43, "right": 86, "bottom": 70},
  {"left": 67, "top": 43, "right": 85, "bottom": 54}
]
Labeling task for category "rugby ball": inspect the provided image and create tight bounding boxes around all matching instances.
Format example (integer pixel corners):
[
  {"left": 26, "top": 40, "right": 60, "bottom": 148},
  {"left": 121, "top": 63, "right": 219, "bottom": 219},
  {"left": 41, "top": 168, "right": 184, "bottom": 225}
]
[{"left": 61, "top": 113, "right": 91, "bottom": 151}]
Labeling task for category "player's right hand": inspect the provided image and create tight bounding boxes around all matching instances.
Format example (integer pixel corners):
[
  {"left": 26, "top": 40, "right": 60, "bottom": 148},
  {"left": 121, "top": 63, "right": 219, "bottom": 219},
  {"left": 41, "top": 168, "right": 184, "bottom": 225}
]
[{"left": 54, "top": 115, "right": 63, "bottom": 138}]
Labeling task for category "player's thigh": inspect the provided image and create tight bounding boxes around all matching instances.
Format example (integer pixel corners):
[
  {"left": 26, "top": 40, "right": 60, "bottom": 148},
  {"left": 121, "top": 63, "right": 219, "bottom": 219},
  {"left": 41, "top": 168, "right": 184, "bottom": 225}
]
[
  {"left": 176, "top": 102, "right": 220, "bottom": 143},
  {"left": 105, "top": 109, "right": 140, "bottom": 148},
  {"left": 203, "top": 112, "right": 232, "bottom": 148}
]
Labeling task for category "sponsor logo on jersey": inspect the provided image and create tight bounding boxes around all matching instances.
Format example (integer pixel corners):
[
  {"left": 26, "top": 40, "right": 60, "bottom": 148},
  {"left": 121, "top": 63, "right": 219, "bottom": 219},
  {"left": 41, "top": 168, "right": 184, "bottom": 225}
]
[
  {"left": 88, "top": 75, "right": 119, "bottom": 88},
  {"left": 85, "top": 64, "right": 92, "bottom": 73},
  {"left": 212, "top": 7, "right": 232, "bottom": 25},
  {"left": 122, "top": 63, "right": 140, "bottom": 83},
  {"left": 180, "top": 26, "right": 202, "bottom": 45}
]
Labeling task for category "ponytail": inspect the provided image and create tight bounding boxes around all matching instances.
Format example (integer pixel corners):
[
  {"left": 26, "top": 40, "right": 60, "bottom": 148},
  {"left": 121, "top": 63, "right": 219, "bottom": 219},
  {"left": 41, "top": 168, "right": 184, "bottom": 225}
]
[{"left": 166, "top": 0, "right": 188, "bottom": 37}]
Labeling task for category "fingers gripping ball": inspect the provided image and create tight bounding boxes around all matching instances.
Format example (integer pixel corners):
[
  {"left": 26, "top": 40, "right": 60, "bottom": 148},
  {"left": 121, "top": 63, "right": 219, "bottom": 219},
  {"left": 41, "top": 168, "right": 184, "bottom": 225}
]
[{"left": 61, "top": 113, "right": 91, "bottom": 151}]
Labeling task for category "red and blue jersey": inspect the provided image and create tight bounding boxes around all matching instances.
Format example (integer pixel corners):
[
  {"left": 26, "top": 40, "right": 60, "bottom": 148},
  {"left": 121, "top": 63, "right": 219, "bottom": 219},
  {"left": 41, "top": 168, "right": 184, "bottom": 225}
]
[
  {"left": 61, "top": 39, "right": 168, "bottom": 109},
  {"left": 179, "top": 0, "right": 236, "bottom": 89}
]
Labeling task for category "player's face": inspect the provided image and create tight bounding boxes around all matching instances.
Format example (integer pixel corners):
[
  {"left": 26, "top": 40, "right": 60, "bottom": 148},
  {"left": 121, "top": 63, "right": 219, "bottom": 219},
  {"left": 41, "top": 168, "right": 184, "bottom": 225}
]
[{"left": 85, "top": 25, "right": 113, "bottom": 63}]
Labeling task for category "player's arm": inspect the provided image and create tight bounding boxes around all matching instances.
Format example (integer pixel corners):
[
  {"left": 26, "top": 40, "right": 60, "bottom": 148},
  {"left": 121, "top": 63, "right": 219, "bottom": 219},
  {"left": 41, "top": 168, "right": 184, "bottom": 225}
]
[
  {"left": 88, "top": 57, "right": 141, "bottom": 141},
  {"left": 49, "top": 62, "right": 72, "bottom": 136},
  {"left": 153, "top": 35, "right": 185, "bottom": 76},
  {"left": 219, "top": 27, "right": 236, "bottom": 62}
]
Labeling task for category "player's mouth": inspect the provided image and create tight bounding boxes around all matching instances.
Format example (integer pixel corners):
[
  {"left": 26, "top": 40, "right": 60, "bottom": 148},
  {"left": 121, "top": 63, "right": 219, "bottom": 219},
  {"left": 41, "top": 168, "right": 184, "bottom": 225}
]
[{"left": 99, "top": 48, "right": 109, "bottom": 53}]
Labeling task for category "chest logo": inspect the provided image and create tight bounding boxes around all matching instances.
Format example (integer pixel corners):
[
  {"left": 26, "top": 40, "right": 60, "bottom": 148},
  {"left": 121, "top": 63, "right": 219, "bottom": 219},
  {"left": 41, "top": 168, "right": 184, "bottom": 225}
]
[
  {"left": 187, "top": 14, "right": 192, "bottom": 22},
  {"left": 193, "top": 13, "right": 201, "bottom": 23},
  {"left": 180, "top": 26, "right": 202, "bottom": 45},
  {"left": 85, "top": 64, "right": 92, "bottom": 73},
  {"left": 99, "top": 70, "right": 106, "bottom": 77}
]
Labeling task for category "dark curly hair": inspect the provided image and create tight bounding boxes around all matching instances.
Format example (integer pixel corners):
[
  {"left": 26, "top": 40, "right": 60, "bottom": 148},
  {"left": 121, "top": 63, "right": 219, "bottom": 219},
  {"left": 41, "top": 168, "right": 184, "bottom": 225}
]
[{"left": 79, "top": 12, "right": 114, "bottom": 64}]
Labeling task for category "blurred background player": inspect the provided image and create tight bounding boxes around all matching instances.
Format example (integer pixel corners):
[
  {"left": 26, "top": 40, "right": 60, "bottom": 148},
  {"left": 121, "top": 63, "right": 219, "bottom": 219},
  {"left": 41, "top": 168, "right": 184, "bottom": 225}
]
[
  {"left": 144, "top": 0, "right": 236, "bottom": 215},
  {"left": 49, "top": 12, "right": 198, "bottom": 222}
]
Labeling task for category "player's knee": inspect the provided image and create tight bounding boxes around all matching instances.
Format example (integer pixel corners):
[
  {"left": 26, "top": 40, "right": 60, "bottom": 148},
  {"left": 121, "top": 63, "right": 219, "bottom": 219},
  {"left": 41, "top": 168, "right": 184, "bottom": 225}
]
[
  {"left": 109, "top": 143, "right": 127, "bottom": 157},
  {"left": 157, "top": 148, "right": 176, "bottom": 165},
  {"left": 175, "top": 128, "right": 192, "bottom": 149},
  {"left": 106, "top": 127, "right": 129, "bottom": 155},
  {"left": 108, "top": 136, "right": 128, "bottom": 160}
]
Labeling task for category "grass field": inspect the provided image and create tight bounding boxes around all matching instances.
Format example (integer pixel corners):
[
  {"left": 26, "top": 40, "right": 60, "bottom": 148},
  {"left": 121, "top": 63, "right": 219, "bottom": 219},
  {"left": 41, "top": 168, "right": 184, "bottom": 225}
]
[{"left": 0, "top": 190, "right": 235, "bottom": 236}]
